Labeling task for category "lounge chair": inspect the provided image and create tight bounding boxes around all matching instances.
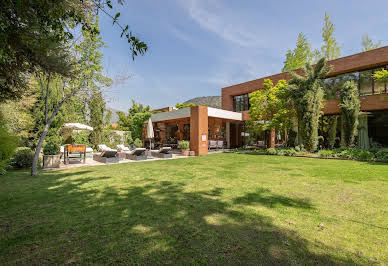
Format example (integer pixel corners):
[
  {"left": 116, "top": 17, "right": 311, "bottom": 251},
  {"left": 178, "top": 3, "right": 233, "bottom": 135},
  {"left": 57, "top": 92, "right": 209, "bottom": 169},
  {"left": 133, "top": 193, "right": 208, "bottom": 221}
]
[
  {"left": 93, "top": 150, "right": 119, "bottom": 164},
  {"left": 126, "top": 148, "right": 147, "bottom": 161},
  {"left": 117, "top": 144, "right": 130, "bottom": 151},
  {"left": 97, "top": 144, "right": 116, "bottom": 152},
  {"left": 151, "top": 147, "right": 173, "bottom": 158}
]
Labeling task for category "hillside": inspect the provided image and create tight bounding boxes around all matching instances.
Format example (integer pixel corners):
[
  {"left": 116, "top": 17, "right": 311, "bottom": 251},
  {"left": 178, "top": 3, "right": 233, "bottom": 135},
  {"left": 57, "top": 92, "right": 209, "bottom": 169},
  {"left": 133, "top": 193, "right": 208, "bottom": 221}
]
[{"left": 183, "top": 96, "right": 221, "bottom": 109}]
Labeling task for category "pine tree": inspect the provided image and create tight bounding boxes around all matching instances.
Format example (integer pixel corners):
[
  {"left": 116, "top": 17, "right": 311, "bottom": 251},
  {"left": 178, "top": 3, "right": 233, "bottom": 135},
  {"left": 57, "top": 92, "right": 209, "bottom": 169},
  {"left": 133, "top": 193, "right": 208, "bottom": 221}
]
[
  {"left": 89, "top": 92, "right": 106, "bottom": 149},
  {"left": 282, "top": 33, "right": 313, "bottom": 72},
  {"left": 320, "top": 12, "right": 341, "bottom": 60}
]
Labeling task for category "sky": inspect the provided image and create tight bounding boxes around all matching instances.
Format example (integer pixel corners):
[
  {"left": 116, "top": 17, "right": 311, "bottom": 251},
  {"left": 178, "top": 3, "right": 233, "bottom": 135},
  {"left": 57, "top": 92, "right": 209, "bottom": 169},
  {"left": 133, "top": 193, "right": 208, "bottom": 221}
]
[{"left": 99, "top": 0, "right": 388, "bottom": 111}]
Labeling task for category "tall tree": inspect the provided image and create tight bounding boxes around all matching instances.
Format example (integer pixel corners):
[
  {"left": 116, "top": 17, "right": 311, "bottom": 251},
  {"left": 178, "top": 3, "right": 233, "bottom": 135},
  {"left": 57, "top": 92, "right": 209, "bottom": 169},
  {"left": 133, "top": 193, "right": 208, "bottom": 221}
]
[
  {"left": 31, "top": 15, "right": 113, "bottom": 176},
  {"left": 287, "top": 58, "right": 333, "bottom": 152},
  {"left": 282, "top": 33, "right": 313, "bottom": 72},
  {"left": 340, "top": 81, "right": 360, "bottom": 147},
  {"left": 314, "top": 12, "right": 341, "bottom": 61},
  {"left": 89, "top": 92, "right": 106, "bottom": 149},
  {"left": 0, "top": 0, "right": 147, "bottom": 103},
  {"left": 361, "top": 34, "right": 382, "bottom": 52}
]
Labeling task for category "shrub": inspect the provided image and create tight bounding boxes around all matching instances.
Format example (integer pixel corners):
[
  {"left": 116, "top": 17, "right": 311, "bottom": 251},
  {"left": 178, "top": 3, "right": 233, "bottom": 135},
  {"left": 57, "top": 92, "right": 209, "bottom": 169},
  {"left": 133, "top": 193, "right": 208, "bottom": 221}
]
[
  {"left": 283, "top": 148, "right": 296, "bottom": 156},
  {"left": 375, "top": 148, "right": 388, "bottom": 161},
  {"left": 124, "top": 132, "right": 133, "bottom": 146},
  {"left": 72, "top": 131, "right": 90, "bottom": 145},
  {"left": 43, "top": 141, "right": 60, "bottom": 155},
  {"left": 134, "top": 138, "right": 143, "bottom": 148},
  {"left": 266, "top": 148, "right": 277, "bottom": 155},
  {"left": 178, "top": 140, "right": 189, "bottom": 150},
  {"left": 11, "top": 147, "right": 34, "bottom": 168},
  {"left": 318, "top": 150, "right": 335, "bottom": 158},
  {"left": 294, "top": 146, "right": 301, "bottom": 152},
  {"left": 355, "top": 150, "right": 374, "bottom": 161},
  {"left": 0, "top": 126, "right": 18, "bottom": 174}
]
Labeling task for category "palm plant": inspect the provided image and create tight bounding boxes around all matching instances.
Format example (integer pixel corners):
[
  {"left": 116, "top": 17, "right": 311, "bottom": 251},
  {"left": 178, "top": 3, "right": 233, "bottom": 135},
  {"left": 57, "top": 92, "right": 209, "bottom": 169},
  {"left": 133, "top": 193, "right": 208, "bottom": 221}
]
[{"left": 287, "top": 58, "right": 333, "bottom": 152}]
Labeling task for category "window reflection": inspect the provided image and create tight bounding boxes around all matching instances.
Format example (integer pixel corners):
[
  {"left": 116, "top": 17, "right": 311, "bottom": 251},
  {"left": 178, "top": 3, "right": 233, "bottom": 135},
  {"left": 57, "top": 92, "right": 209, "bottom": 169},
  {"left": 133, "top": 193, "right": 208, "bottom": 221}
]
[{"left": 233, "top": 94, "right": 250, "bottom": 112}]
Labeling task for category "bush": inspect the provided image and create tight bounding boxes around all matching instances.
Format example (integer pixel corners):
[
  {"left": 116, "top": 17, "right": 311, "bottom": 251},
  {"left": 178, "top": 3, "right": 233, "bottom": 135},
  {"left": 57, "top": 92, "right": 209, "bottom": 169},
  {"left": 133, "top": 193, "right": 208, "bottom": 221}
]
[
  {"left": 11, "top": 147, "right": 34, "bottom": 168},
  {"left": 124, "top": 132, "right": 133, "bottom": 146},
  {"left": 318, "top": 150, "right": 335, "bottom": 158},
  {"left": 43, "top": 141, "right": 60, "bottom": 155},
  {"left": 283, "top": 148, "right": 296, "bottom": 156},
  {"left": 134, "top": 138, "right": 143, "bottom": 148},
  {"left": 178, "top": 140, "right": 189, "bottom": 150},
  {"left": 0, "top": 126, "right": 18, "bottom": 174},
  {"left": 375, "top": 148, "right": 388, "bottom": 161},
  {"left": 355, "top": 150, "right": 374, "bottom": 161},
  {"left": 266, "top": 148, "right": 277, "bottom": 155},
  {"left": 72, "top": 131, "right": 90, "bottom": 145},
  {"left": 294, "top": 146, "right": 301, "bottom": 152}
]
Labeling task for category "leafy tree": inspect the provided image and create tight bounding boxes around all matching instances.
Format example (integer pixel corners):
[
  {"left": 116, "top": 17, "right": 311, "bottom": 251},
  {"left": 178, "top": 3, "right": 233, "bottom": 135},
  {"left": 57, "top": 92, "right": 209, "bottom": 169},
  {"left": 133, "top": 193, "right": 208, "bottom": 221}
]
[
  {"left": 282, "top": 33, "right": 313, "bottom": 72},
  {"left": 287, "top": 58, "right": 333, "bottom": 152},
  {"left": 340, "top": 81, "right": 360, "bottom": 147},
  {"left": 31, "top": 15, "right": 113, "bottom": 176},
  {"left": 116, "top": 99, "right": 152, "bottom": 141},
  {"left": 0, "top": 121, "right": 18, "bottom": 175},
  {"left": 89, "top": 92, "right": 106, "bottom": 149},
  {"left": 175, "top": 103, "right": 196, "bottom": 109},
  {"left": 373, "top": 69, "right": 388, "bottom": 85},
  {"left": 361, "top": 34, "right": 382, "bottom": 52},
  {"left": 249, "top": 79, "right": 294, "bottom": 140},
  {"left": 0, "top": 0, "right": 147, "bottom": 103},
  {"left": 104, "top": 109, "right": 113, "bottom": 126}
]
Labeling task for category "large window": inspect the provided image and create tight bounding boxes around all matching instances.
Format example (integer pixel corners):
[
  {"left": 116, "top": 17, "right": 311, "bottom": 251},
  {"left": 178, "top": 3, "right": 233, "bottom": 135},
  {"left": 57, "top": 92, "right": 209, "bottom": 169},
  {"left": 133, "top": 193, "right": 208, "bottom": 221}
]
[
  {"left": 323, "top": 65, "right": 387, "bottom": 99},
  {"left": 233, "top": 93, "right": 250, "bottom": 112}
]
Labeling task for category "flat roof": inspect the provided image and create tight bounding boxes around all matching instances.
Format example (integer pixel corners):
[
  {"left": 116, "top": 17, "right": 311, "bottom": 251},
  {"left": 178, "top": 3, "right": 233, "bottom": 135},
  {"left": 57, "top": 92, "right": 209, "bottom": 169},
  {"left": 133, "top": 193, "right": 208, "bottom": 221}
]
[{"left": 150, "top": 107, "right": 242, "bottom": 122}]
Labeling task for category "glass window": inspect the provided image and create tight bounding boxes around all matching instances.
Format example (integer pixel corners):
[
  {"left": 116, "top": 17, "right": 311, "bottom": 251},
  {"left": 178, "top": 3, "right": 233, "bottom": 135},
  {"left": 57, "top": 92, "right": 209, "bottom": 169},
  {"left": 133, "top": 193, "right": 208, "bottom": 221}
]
[
  {"left": 359, "top": 69, "right": 373, "bottom": 95},
  {"left": 373, "top": 67, "right": 386, "bottom": 94},
  {"left": 233, "top": 93, "right": 250, "bottom": 111}
]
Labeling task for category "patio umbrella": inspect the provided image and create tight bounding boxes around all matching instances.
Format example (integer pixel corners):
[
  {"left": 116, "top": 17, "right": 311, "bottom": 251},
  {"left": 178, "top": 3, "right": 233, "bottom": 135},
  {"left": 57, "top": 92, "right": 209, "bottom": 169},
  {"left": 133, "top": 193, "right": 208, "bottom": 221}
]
[
  {"left": 146, "top": 118, "right": 154, "bottom": 150},
  {"left": 63, "top": 123, "right": 93, "bottom": 131}
]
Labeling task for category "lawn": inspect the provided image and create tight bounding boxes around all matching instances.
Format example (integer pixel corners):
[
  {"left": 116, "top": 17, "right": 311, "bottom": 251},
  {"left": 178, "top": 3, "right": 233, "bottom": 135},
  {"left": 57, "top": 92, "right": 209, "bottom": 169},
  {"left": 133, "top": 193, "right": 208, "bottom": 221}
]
[{"left": 1, "top": 153, "right": 387, "bottom": 265}]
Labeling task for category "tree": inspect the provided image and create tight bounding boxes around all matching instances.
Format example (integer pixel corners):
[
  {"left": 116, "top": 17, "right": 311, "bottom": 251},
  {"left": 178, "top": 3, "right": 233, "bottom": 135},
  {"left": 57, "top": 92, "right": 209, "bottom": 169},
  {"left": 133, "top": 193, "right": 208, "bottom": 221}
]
[
  {"left": 116, "top": 99, "right": 153, "bottom": 141},
  {"left": 314, "top": 12, "right": 341, "bottom": 61},
  {"left": 361, "top": 34, "right": 382, "bottom": 52},
  {"left": 340, "top": 81, "right": 360, "bottom": 147},
  {"left": 282, "top": 33, "right": 313, "bottom": 72},
  {"left": 31, "top": 15, "right": 113, "bottom": 176},
  {"left": 89, "top": 92, "right": 106, "bottom": 149},
  {"left": 249, "top": 79, "right": 294, "bottom": 140},
  {"left": 373, "top": 69, "right": 388, "bottom": 85},
  {"left": 0, "top": 0, "right": 147, "bottom": 103},
  {"left": 287, "top": 58, "right": 333, "bottom": 152},
  {"left": 326, "top": 115, "right": 338, "bottom": 149},
  {"left": 175, "top": 103, "right": 196, "bottom": 109}
]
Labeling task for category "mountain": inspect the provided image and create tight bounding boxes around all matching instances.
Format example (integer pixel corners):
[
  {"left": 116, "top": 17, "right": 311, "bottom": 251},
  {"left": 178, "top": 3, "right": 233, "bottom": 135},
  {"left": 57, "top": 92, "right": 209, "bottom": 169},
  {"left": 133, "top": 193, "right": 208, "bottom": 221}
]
[{"left": 183, "top": 96, "right": 221, "bottom": 109}]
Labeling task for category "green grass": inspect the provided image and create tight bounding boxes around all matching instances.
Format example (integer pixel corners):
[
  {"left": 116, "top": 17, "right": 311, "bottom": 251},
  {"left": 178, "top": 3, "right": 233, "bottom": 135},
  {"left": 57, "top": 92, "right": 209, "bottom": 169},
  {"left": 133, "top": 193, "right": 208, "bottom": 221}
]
[{"left": 1, "top": 154, "right": 387, "bottom": 265}]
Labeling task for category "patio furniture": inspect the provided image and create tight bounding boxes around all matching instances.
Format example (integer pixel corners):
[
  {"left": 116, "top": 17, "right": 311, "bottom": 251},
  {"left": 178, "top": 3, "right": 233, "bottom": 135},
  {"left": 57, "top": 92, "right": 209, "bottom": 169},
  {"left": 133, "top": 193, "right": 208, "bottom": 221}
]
[
  {"left": 151, "top": 147, "right": 173, "bottom": 158},
  {"left": 217, "top": 140, "right": 224, "bottom": 150},
  {"left": 93, "top": 150, "right": 119, "bottom": 164},
  {"left": 126, "top": 148, "right": 147, "bottom": 161},
  {"left": 208, "top": 140, "right": 217, "bottom": 150},
  {"left": 117, "top": 144, "right": 130, "bottom": 151},
  {"left": 64, "top": 144, "right": 86, "bottom": 164},
  {"left": 97, "top": 144, "right": 116, "bottom": 152}
]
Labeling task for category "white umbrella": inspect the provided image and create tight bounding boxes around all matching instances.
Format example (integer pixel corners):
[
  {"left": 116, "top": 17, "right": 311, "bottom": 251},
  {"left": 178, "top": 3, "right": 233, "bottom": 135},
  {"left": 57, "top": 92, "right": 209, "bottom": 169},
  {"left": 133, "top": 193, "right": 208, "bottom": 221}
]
[
  {"left": 146, "top": 118, "right": 154, "bottom": 150},
  {"left": 63, "top": 123, "right": 93, "bottom": 131}
]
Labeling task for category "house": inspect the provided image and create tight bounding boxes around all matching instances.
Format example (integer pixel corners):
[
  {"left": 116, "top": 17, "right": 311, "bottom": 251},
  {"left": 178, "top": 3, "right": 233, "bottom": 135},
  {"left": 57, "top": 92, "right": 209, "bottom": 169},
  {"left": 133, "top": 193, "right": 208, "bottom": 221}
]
[{"left": 147, "top": 46, "right": 388, "bottom": 155}]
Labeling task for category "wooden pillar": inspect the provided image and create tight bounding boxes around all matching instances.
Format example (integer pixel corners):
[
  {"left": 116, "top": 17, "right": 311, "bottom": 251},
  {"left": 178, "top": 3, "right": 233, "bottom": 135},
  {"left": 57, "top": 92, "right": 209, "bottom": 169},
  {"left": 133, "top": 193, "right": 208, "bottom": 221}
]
[
  {"left": 226, "top": 122, "right": 230, "bottom": 148},
  {"left": 190, "top": 106, "right": 208, "bottom": 156}
]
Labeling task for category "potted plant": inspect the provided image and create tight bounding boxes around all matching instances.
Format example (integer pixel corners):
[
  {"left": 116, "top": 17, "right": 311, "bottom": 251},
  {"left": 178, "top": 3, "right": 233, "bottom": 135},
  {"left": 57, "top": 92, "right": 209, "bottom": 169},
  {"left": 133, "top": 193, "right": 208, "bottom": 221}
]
[
  {"left": 178, "top": 140, "right": 190, "bottom": 156},
  {"left": 134, "top": 138, "right": 143, "bottom": 148},
  {"left": 43, "top": 141, "right": 60, "bottom": 168}
]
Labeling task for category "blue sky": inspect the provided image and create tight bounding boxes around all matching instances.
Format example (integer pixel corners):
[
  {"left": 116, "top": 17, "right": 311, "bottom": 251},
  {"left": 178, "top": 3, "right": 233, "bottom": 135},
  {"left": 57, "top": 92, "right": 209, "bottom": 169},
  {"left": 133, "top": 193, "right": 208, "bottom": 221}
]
[{"left": 99, "top": 0, "right": 388, "bottom": 111}]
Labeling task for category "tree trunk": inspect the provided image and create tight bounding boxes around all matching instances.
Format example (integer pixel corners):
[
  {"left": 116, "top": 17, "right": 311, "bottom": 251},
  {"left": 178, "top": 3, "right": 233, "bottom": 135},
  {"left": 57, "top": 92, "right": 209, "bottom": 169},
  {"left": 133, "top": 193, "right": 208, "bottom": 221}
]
[{"left": 31, "top": 91, "right": 75, "bottom": 176}]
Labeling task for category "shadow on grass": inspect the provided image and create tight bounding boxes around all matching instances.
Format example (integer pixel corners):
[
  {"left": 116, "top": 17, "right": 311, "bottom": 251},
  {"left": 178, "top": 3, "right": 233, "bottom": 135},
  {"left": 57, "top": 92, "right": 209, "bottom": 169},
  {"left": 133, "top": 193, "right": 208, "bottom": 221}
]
[{"left": 0, "top": 169, "right": 360, "bottom": 265}]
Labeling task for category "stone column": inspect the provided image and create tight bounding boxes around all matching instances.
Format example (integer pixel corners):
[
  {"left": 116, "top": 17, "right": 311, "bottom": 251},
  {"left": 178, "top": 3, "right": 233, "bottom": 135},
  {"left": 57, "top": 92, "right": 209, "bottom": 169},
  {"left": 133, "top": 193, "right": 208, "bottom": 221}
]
[{"left": 270, "top": 128, "right": 276, "bottom": 148}]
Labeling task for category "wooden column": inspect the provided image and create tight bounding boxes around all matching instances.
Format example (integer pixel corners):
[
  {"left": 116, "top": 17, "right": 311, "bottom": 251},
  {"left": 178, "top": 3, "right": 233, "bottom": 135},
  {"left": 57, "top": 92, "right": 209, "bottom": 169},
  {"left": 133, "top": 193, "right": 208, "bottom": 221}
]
[
  {"left": 190, "top": 106, "right": 208, "bottom": 156},
  {"left": 270, "top": 128, "right": 276, "bottom": 148}
]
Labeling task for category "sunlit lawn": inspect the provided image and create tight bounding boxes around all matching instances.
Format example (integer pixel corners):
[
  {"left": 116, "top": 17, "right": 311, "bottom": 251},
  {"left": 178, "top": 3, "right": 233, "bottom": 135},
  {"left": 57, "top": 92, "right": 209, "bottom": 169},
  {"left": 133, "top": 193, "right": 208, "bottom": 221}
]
[{"left": 1, "top": 153, "right": 387, "bottom": 264}]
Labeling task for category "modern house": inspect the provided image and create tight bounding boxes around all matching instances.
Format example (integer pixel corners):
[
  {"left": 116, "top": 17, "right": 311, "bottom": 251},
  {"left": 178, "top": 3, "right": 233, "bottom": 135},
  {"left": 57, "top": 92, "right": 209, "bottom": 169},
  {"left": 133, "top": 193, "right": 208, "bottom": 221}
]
[{"left": 147, "top": 46, "right": 388, "bottom": 155}]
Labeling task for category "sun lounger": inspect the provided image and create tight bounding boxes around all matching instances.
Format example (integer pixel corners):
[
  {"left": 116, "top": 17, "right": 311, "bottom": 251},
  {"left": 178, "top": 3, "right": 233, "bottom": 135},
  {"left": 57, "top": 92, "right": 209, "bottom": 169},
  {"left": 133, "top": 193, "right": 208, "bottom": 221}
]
[
  {"left": 93, "top": 150, "right": 119, "bottom": 164},
  {"left": 117, "top": 144, "right": 130, "bottom": 151},
  {"left": 97, "top": 144, "right": 116, "bottom": 152},
  {"left": 217, "top": 140, "right": 224, "bottom": 150},
  {"left": 151, "top": 147, "right": 173, "bottom": 158},
  {"left": 126, "top": 148, "right": 147, "bottom": 161}
]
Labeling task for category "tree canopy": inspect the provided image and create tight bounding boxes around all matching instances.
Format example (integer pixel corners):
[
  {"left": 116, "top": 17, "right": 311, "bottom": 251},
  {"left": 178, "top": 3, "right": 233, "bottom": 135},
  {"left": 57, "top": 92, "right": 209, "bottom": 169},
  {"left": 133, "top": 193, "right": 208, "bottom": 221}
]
[{"left": 282, "top": 33, "right": 313, "bottom": 72}]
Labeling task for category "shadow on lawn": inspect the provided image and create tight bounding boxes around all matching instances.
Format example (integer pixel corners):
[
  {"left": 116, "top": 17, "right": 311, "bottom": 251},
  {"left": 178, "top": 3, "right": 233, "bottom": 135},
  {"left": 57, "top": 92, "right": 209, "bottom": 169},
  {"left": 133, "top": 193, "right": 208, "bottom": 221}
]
[{"left": 1, "top": 170, "right": 360, "bottom": 265}]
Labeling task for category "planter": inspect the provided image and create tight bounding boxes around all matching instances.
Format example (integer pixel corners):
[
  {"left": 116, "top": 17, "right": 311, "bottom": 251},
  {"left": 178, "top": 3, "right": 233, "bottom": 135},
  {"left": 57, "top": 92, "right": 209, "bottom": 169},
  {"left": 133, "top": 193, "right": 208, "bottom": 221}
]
[
  {"left": 181, "top": 149, "right": 190, "bottom": 156},
  {"left": 43, "top": 154, "right": 61, "bottom": 169}
]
